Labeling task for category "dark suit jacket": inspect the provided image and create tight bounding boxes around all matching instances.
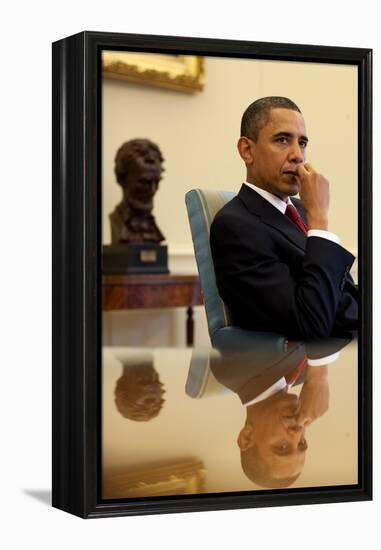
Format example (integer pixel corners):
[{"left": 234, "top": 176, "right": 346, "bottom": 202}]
[
  {"left": 210, "top": 337, "right": 351, "bottom": 404},
  {"left": 210, "top": 184, "right": 358, "bottom": 339},
  {"left": 210, "top": 340, "right": 304, "bottom": 404}
]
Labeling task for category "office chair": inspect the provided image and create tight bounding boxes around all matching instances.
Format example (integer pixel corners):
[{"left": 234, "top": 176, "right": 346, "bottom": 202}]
[{"left": 185, "top": 188, "right": 280, "bottom": 348}]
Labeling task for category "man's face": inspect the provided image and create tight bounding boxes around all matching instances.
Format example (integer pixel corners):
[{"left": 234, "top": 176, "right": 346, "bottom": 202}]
[
  {"left": 241, "top": 108, "right": 308, "bottom": 200},
  {"left": 251, "top": 391, "right": 307, "bottom": 479},
  {"left": 125, "top": 156, "right": 162, "bottom": 211},
  {"left": 129, "top": 171, "right": 160, "bottom": 201}
]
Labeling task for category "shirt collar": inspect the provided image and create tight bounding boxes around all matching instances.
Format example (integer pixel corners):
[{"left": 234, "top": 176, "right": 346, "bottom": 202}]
[
  {"left": 243, "top": 378, "right": 287, "bottom": 406},
  {"left": 244, "top": 181, "right": 292, "bottom": 214}
]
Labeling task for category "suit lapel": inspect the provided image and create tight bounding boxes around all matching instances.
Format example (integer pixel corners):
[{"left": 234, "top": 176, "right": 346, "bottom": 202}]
[
  {"left": 210, "top": 340, "right": 306, "bottom": 403},
  {"left": 238, "top": 184, "right": 307, "bottom": 251},
  {"left": 239, "top": 343, "right": 306, "bottom": 401}
]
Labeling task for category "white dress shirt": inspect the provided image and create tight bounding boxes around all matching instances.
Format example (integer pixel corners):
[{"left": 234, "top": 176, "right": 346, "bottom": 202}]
[
  {"left": 243, "top": 350, "right": 340, "bottom": 407},
  {"left": 243, "top": 181, "right": 340, "bottom": 244},
  {"left": 240, "top": 181, "right": 342, "bottom": 406}
]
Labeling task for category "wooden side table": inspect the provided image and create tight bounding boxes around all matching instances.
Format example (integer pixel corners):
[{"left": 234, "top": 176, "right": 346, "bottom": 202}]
[{"left": 102, "top": 274, "right": 203, "bottom": 346}]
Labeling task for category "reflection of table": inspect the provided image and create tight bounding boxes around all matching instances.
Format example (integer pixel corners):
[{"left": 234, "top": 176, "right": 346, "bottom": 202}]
[
  {"left": 103, "top": 340, "right": 358, "bottom": 498},
  {"left": 102, "top": 274, "right": 203, "bottom": 346}
]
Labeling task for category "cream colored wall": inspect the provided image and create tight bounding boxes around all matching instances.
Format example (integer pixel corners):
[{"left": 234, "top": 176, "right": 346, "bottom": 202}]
[
  {"left": 102, "top": 56, "right": 358, "bottom": 347},
  {"left": 260, "top": 60, "right": 357, "bottom": 250}
]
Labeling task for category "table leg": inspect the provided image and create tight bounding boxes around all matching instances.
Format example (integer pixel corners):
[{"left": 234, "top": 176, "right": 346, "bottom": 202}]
[{"left": 186, "top": 306, "right": 194, "bottom": 347}]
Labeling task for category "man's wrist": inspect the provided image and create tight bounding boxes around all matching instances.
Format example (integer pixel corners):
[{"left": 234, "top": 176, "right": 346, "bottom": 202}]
[
  {"left": 306, "top": 216, "right": 328, "bottom": 231},
  {"left": 307, "top": 229, "right": 340, "bottom": 244}
]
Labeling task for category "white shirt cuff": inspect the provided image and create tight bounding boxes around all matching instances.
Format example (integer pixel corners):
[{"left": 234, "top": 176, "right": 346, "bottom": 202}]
[
  {"left": 307, "top": 351, "right": 341, "bottom": 366},
  {"left": 307, "top": 229, "right": 341, "bottom": 245}
]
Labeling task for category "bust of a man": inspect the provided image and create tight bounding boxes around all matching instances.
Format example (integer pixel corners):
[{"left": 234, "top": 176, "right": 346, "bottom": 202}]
[{"left": 109, "top": 138, "right": 165, "bottom": 243}]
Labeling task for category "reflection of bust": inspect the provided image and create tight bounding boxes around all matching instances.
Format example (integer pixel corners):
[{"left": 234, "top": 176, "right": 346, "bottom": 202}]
[
  {"left": 110, "top": 138, "right": 166, "bottom": 243},
  {"left": 114, "top": 362, "right": 166, "bottom": 421}
]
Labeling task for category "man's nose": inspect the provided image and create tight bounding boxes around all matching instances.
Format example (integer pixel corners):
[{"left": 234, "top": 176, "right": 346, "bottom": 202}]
[
  {"left": 283, "top": 416, "right": 303, "bottom": 432},
  {"left": 287, "top": 423, "right": 304, "bottom": 434},
  {"left": 296, "top": 415, "right": 312, "bottom": 427},
  {"left": 288, "top": 142, "right": 304, "bottom": 163}
]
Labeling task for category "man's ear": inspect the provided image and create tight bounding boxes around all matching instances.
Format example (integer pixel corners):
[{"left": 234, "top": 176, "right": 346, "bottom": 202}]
[
  {"left": 237, "top": 137, "right": 255, "bottom": 164},
  {"left": 237, "top": 423, "right": 255, "bottom": 451}
]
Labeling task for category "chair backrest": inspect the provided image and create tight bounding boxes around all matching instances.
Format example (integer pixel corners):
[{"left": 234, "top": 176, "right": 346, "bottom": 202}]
[
  {"left": 185, "top": 349, "right": 230, "bottom": 399},
  {"left": 185, "top": 189, "right": 236, "bottom": 339}
]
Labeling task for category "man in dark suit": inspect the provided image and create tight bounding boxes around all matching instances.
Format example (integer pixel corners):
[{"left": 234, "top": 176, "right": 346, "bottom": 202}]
[
  {"left": 208, "top": 336, "right": 351, "bottom": 488},
  {"left": 210, "top": 96, "right": 358, "bottom": 339}
]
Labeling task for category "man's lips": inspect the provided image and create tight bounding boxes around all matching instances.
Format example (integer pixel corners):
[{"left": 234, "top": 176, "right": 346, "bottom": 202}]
[{"left": 283, "top": 170, "right": 298, "bottom": 176}]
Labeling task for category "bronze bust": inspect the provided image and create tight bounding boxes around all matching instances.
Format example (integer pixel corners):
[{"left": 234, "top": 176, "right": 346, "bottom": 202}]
[
  {"left": 114, "top": 360, "right": 166, "bottom": 421},
  {"left": 110, "top": 138, "right": 166, "bottom": 243}
]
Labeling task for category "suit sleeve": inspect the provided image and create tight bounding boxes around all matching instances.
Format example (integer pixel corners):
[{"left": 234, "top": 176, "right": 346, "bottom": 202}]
[{"left": 210, "top": 212, "right": 355, "bottom": 339}]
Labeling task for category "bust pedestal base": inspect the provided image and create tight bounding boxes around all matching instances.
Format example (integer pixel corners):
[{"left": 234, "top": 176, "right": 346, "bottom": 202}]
[{"left": 102, "top": 243, "right": 169, "bottom": 274}]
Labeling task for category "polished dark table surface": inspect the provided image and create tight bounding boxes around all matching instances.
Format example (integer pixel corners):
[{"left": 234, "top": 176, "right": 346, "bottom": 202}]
[{"left": 102, "top": 337, "right": 357, "bottom": 499}]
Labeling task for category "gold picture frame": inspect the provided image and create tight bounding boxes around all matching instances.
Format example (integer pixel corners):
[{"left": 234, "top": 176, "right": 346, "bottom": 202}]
[
  {"left": 103, "top": 458, "right": 207, "bottom": 499},
  {"left": 102, "top": 51, "right": 205, "bottom": 93}
]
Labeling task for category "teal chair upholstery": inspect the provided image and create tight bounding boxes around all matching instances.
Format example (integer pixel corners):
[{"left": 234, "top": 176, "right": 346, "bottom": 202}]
[{"left": 185, "top": 188, "right": 279, "bottom": 348}]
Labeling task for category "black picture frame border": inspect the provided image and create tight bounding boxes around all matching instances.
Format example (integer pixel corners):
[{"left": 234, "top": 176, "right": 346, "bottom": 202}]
[{"left": 52, "top": 31, "right": 372, "bottom": 519}]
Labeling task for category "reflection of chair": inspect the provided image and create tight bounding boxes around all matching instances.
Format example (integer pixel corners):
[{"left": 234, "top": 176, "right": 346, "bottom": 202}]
[
  {"left": 185, "top": 348, "right": 230, "bottom": 399},
  {"left": 186, "top": 335, "right": 289, "bottom": 398},
  {"left": 185, "top": 189, "right": 279, "bottom": 347}
]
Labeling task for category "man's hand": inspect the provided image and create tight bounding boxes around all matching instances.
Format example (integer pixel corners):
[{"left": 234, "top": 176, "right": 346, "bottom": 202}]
[
  {"left": 296, "top": 366, "right": 329, "bottom": 426},
  {"left": 296, "top": 163, "right": 330, "bottom": 231}
]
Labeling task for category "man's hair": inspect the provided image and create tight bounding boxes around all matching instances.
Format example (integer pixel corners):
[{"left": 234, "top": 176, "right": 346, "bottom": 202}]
[
  {"left": 114, "top": 138, "right": 164, "bottom": 187},
  {"left": 240, "top": 96, "right": 302, "bottom": 141},
  {"left": 240, "top": 446, "right": 300, "bottom": 489}
]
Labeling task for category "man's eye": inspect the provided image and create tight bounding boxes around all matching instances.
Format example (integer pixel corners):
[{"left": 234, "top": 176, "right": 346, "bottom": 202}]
[
  {"left": 277, "top": 137, "right": 288, "bottom": 144},
  {"left": 300, "top": 141, "right": 308, "bottom": 148}
]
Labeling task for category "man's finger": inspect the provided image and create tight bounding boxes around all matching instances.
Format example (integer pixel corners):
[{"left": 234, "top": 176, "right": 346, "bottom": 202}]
[
  {"left": 303, "top": 162, "right": 314, "bottom": 173},
  {"left": 296, "top": 163, "right": 308, "bottom": 176}
]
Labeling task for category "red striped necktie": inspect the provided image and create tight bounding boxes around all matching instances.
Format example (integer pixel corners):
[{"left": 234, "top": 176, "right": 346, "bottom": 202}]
[
  {"left": 285, "top": 204, "right": 308, "bottom": 236},
  {"left": 285, "top": 356, "right": 308, "bottom": 386}
]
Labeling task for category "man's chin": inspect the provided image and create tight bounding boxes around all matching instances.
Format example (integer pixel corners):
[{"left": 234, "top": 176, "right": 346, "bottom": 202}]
[
  {"left": 284, "top": 178, "right": 300, "bottom": 196},
  {"left": 275, "top": 185, "right": 299, "bottom": 201}
]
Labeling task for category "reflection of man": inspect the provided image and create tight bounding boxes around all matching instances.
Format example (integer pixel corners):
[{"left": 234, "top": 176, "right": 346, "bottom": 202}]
[
  {"left": 209, "top": 337, "right": 349, "bottom": 488},
  {"left": 238, "top": 364, "right": 330, "bottom": 488},
  {"left": 210, "top": 97, "right": 357, "bottom": 339},
  {"left": 238, "top": 383, "right": 308, "bottom": 488},
  {"left": 110, "top": 138, "right": 165, "bottom": 243}
]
